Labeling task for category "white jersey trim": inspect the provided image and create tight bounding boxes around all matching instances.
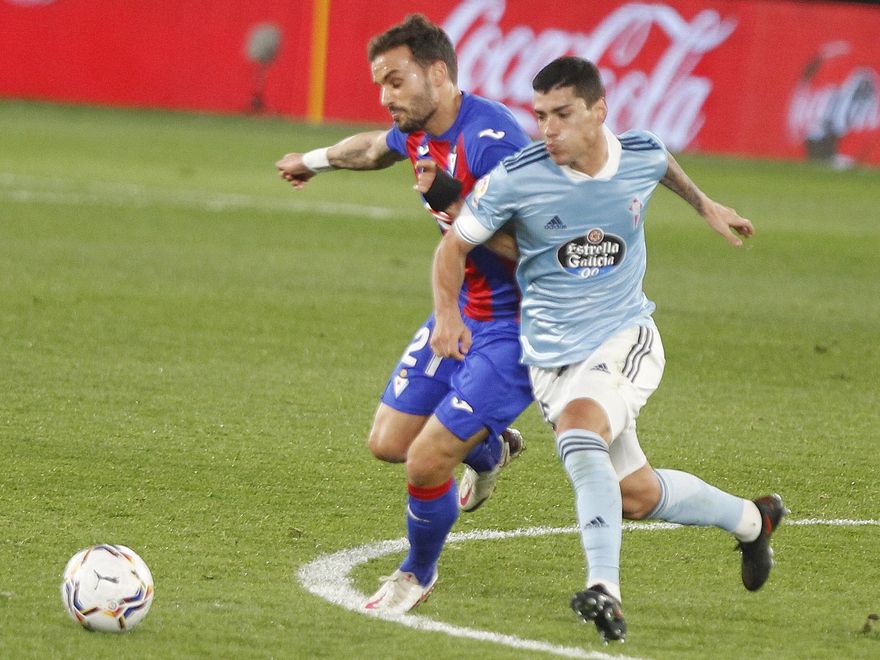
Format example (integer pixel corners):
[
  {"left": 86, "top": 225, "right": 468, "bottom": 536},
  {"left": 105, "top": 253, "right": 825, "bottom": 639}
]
[
  {"left": 453, "top": 203, "right": 494, "bottom": 245},
  {"left": 559, "top": 124, "right": 621, "bottom": 182}
]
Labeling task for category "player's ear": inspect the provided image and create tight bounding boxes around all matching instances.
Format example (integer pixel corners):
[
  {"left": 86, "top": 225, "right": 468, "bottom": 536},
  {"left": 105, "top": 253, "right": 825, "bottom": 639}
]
[
  {"left": 593, "top": 97, "right": 608, "bottom": 122},
  {"left": 429, "top": 60, "right": 448, "bottom": 87}
]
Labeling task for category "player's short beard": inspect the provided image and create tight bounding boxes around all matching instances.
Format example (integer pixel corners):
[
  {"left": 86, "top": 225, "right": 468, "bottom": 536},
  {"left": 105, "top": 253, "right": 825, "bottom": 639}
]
[{"left": 394, "top": 81, "right": 437, "bottom": 133}]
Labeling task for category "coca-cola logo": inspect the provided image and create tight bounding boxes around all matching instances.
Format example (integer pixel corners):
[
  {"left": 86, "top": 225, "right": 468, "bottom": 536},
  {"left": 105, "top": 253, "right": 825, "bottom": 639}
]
[
  {"left": 444, "top": 0, "right": 736, "bottom": 151},
  {"left": 787, "top": 41, "right": 880, "bottom": 165}
]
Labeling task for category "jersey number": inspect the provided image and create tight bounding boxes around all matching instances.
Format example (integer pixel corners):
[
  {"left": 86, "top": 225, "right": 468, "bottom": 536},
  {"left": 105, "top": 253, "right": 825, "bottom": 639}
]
[{"left": 401, "top": 327, "right": 442, "bottom": 377}]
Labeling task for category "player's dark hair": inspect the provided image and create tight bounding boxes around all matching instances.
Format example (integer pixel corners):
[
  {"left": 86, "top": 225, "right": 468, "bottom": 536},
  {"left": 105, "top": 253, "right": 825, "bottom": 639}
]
[
  {"left": 368, "top": 14, "right": 458, "bottom": 83},
  {"left": 532, "top": 57, "right": 605, "bottom": 105}
]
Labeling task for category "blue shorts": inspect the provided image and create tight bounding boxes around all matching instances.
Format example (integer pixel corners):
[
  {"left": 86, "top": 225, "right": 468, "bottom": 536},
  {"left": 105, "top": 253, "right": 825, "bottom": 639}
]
[{"left": 380, "top": 314, "right": 533, "bottom": 441}]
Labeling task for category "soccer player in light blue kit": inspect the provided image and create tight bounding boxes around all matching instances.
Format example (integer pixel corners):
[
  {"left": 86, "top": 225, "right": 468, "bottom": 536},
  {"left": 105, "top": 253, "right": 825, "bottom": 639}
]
[{"left": 429, "top": 57, "right": 786, "bottom": 642}]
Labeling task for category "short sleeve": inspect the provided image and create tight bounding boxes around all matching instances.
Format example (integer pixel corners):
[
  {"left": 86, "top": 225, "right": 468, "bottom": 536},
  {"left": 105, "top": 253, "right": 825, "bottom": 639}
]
[
  {"left": 454, "top": 166, "right": 517, "bottom": 244},
  {"left": 385, "top": 126, "right": 407, "bottom": 157}
]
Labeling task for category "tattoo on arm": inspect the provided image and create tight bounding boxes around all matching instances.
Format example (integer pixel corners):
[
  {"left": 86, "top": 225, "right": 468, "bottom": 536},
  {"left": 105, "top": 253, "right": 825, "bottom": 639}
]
[
  {"left": 661, "top": 154, "right": 705, "bottom": 214},
  {"left": 329, "top": 131, "right": 403, "bottom": 170}
]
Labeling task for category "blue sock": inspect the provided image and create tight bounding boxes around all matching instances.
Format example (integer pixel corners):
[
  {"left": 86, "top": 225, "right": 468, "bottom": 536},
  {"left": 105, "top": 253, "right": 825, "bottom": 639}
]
[
  {"left": 648, "top": 468, "right": 745, "bottom": 532},
  {"left": 557, "top": 430, "right": 622, "bottom": 589},
  {"left": 462, "top": 434, "right": 502, "bottom": 473},
  {"left": 399, "top": 479, "right": 458, "bottom": 586}
]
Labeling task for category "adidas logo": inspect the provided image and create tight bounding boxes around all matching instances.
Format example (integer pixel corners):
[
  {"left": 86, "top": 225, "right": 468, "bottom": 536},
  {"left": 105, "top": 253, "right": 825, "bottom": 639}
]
[
  {"left": 544, "top": 215, "right": 567, "bottom": 230},
  {"left": 584, "top": 516, "right": 609, "bottom": 529},
  {"left": 590, "top": 363, "right": 610, "bottom": 374}
]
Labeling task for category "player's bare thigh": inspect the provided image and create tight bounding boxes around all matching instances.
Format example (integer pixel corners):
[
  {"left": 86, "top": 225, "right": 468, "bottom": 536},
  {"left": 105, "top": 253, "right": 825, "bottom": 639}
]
[
  {"left": 406, "top": 415, "right": 488, "bottom": 487},
  {"left": 367, "top": 402, "right": 428, "bottom": 463}
]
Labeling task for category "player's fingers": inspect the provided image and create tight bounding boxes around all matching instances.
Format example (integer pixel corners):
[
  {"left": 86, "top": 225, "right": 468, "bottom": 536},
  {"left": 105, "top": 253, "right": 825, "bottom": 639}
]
[
  {"left": 430, "top": 332, "right": 454, "bottom": 359},
  {"left": 433, "top": 335, "right": 467, "bottom": 360},
  {"left": 414, "top": 161, "right": 437, "bottom": 193},
  {"left": 450, "top": 338, "right": 468, "bottom": 360},
  {"left": 738, "top": 218, "right": 755, "bottom": 236},
  {"left": 460, "top": 329, "right": 472, "bottom": 356},
  {"left": 729, "top": 218, "right": 754, "bottom": 243},
  {"left": 414, "top": 180, "right": 435, "bottom": 193},
  {"left": 724, "top": 227, "right": 744, "bottom": 247}
]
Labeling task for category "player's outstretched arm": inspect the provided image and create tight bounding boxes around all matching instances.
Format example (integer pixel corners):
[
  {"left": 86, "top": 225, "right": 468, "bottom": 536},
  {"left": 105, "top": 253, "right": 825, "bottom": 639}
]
[
  {"left": 275, "top": 130, "right": 404, "bottom": 190},
  {"left": 661, "top": 153, "right": 754, "bottom": 247},
  {"left": 431, "top": 230, "right": 475, "bottom": 361}
]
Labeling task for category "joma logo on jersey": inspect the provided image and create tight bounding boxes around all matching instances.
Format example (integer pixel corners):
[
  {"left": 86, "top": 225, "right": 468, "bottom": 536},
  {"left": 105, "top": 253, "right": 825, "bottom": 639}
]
[{"left": 557, "top": 230, "right": 626, "bottom": 279}]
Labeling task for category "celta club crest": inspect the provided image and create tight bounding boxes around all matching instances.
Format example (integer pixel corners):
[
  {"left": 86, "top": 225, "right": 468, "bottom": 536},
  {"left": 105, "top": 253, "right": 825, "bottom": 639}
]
[{"left": 628, "top": 197, "right": 643, "bottom": 226}]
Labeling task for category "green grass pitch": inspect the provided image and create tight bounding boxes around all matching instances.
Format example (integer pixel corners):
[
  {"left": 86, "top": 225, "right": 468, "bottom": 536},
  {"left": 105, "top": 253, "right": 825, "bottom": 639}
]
[{"left": 1, "top": 100, "right": 878, "bottom": 659}]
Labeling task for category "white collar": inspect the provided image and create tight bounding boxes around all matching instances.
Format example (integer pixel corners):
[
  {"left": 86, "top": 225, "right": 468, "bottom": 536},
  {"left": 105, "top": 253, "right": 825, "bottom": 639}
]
[{"left": 559, "top": 124, "right": 621, "bottom": 182}]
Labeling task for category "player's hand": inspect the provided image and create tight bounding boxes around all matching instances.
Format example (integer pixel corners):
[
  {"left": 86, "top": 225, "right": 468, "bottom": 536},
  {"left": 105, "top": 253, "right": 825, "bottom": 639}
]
[
  {"left": 275, "top": 153, "right": 315, "bottom": 190},
  {"left": 702, "top": 199, "right": 754, "bottom": 247},
  {"left": 430, "top": 312, "right": 472, "bottom": 361},
  {"left": 414, "top": 159, "right": 464, "bottom": 218},
  {"left": 414, "top": 158, "right": 437, "bottom": 193}
]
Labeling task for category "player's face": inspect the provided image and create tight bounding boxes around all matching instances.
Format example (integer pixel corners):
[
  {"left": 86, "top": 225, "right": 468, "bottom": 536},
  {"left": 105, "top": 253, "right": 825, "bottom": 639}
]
[
  {"left": 534, "top": 86, "right": 607, "bottom": 171},
  {"left": 371, "top": 45, "right": 437, "bottom": 132}
]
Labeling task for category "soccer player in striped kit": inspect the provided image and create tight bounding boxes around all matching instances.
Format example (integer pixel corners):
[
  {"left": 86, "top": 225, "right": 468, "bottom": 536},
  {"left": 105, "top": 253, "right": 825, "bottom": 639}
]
[
  {"left": 276, "top": 15, "right": 532, "bottom": 612},
  {"left": 430, "top": 56, "right": 786, "bottom": 642}
]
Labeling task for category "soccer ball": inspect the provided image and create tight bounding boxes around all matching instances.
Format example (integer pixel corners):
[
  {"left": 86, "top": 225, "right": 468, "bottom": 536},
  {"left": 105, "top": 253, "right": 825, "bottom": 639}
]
[{"left": 60, "top": 544, "right": 154, "bottom": 633}]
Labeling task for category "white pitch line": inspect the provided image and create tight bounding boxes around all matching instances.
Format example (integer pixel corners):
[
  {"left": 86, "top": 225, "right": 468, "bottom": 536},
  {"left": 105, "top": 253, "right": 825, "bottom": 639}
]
[
  {"left": 298, "top": 519, "right": 878, "bottom": 660},
  {"left": 784, "top": 518, "right": 880, "bottom": 526},
  {"left": 0, "top": 172, "right": 411, "bottom": 220}
]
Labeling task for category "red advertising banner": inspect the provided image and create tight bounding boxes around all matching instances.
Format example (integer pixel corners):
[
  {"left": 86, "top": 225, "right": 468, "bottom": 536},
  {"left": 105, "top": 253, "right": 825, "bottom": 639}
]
[
  {"left": 1, "top": 0, "right": 878, "bottom": 165},
  {"left": 319, "top": 0, "right": 880, "bottom": 166},
  {"left": 0, "top": 0, "right": 314, "bottom": 115}
]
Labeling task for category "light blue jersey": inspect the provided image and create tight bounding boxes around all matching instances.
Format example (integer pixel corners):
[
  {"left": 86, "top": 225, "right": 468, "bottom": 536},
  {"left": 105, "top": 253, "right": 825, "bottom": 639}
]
[{"left": 455, "top": 125, "right": 669, "bottom": 368}]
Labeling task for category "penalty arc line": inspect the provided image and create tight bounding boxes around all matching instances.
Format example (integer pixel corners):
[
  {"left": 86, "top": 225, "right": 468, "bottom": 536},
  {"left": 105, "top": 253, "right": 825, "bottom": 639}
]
[{"left": 297, "top": 519, "right": 879, "bottom": 660}]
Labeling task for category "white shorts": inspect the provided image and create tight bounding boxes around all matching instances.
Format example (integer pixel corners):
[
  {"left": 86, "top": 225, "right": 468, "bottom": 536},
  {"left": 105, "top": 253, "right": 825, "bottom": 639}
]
[{"left": 529, "top": 321, "right": 665, "bottom": 479}]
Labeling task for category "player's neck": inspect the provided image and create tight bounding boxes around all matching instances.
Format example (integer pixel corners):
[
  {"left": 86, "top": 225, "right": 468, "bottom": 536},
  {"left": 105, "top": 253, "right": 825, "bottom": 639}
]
[
  {"left": 571, "top": 135, "right": 609, "bottom": 177},
  {"left": 424, "top": 87, "right": 462, "bottom": 136}
]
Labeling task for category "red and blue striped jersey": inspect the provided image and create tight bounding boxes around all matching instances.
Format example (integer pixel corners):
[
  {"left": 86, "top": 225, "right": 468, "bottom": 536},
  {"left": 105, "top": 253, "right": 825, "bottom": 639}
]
[{"left": 386, "top": 92, "right": 528, "bottom": 321}]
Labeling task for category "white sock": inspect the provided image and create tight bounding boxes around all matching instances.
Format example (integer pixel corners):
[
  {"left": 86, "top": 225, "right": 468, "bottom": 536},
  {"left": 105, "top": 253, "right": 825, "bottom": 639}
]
[
  {"left": 649, "top": 469, "right": 752, "bottom": 537},
  {"left": 588, "top": 579, "right": 622, "bottom": 602},
  {"left": 556, "top": 430, "right": 622, "bottom": 594},
  {"left": 733, "top": 500, "right": 762, "bottom": 542}
]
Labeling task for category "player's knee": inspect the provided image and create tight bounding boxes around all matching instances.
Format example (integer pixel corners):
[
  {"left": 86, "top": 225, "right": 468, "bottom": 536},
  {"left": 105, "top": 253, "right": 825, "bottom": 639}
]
[
  {"left": 367, "top": 427, "right": 406, "bottom": 463},
  {"left": 405, "top": 438, "right": 457, "bottom": 487},
  {"left": 556, "top": 398, "right": 612, "bottom": 443},
  {"left": 620, "top": 468, "right": 661, "bottom": 520},
  {"left": 405, "top": 453, "right": 449, "bottom": 487},
  {"left": 622, "top": 492, "right": 656, "bottom": 520}
]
